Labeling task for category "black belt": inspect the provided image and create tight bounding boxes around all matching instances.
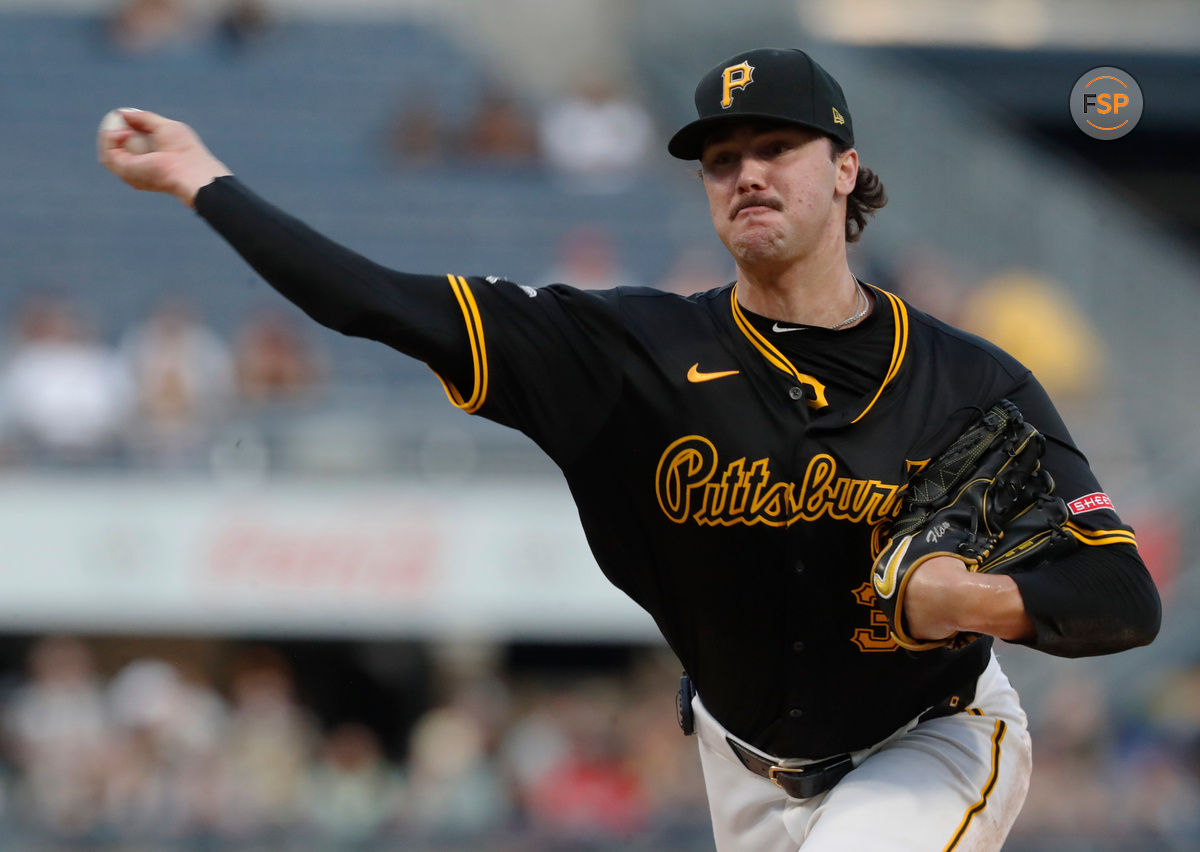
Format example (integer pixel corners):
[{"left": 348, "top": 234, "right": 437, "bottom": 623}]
[
  {"left": 726, "top": 737, "right": 854, "bottom": 799},
  {"left": 722, "top": 690, "right": 977, "bottom": 800},
  {"left": 678, "top": 670, "right": 977, "bottom": 800}
]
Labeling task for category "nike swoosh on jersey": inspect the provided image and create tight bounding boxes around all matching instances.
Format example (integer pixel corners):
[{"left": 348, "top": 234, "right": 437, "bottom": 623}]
[
  {"left": 771, "top": 323, "right": 808, "bottom": 333},
  {"left": 687, "top": 363, "right": 741, "bottom": 383}
]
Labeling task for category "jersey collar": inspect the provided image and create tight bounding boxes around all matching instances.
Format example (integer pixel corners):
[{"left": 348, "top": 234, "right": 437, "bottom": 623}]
[{"left": 728, "top": 282, "right": 909, "bottom": 424}]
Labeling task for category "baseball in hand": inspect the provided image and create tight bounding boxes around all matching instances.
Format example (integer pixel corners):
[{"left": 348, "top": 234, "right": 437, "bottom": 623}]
[{"left": 99, "top": 108, "right": 154, "bottom": 154}]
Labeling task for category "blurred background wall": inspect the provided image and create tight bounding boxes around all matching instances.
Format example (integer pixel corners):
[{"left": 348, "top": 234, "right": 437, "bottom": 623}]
[{"left": 0, "top": 0, "right": 1196, "bottom": 848}]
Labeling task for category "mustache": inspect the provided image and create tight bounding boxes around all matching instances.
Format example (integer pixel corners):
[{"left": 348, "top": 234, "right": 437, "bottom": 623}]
[{"left": 731, "top": 196, "right": 783, "bottom": 219}]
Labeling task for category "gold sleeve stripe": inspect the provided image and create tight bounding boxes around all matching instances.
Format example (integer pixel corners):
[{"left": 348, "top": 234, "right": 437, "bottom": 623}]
[
  {"left": 851, "top": 286, "right": 909, "bottom": 424},
  {"left": 729, "top": 286, "right": 829, "bottom": 408},
  {"left": 432, "top": 274, "right": 489, "bottom": 414},
  {"left": 942, "top": 718, "right": 1007, "bottom": 851},
  {"left": 1064, "top": 522, "right": 1137, "bottom": 547}
]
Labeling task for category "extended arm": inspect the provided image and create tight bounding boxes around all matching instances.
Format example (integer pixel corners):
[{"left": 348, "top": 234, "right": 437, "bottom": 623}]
[
  {"left": 98, "top": 109, "right": 472, "bottom": 388},
  {"left": 98, "top": 110, "right": 625, "bottom": 461}
]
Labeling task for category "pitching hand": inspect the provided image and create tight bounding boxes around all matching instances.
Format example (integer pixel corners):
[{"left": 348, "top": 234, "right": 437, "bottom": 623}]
[{"left": 97, "top": 109, "right": 232, "bottom": 208}]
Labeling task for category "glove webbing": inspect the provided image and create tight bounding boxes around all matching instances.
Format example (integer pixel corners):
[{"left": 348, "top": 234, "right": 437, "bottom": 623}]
[{"left": 891, "top": 402, "right": 1025, "bottom": 540}]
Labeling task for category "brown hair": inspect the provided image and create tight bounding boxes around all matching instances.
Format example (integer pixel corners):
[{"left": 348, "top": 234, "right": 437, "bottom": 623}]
[{"left": 832, "top": 141, "right": 887, "bottom": 243}]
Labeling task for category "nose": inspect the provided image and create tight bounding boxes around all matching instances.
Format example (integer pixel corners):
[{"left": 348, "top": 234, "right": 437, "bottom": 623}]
[{"left": 736, "top": 156, "right": 768, "bottom": 193}]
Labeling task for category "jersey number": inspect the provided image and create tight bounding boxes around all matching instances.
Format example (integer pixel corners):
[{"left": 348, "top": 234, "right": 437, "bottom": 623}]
[{"left": 850, "top": 582, "right": 899, "bottom": 652}]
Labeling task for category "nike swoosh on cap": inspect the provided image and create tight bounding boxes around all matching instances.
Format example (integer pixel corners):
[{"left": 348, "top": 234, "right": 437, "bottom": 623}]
[{"left": 687, "top": 363, "right": 740, "bottom": 383}]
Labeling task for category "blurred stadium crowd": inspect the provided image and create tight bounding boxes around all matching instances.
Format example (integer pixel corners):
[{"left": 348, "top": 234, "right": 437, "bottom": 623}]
[
  {"left": 1, "top": 0, "right": 1197, "bottom": 849},
  {"left": 0, "top": 290, "right": 325, "bottom": 471},
  {"left": 0, "top": 635, "right": 713, "bottom": 850},
  {"left": 0, "top": 635, "right": 1197, "bottom": 851}
]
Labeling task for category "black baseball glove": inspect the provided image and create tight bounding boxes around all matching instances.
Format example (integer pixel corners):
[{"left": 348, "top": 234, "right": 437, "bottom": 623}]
[{"left": 871, "top": 399, "right": 1074, "bottom": 651}]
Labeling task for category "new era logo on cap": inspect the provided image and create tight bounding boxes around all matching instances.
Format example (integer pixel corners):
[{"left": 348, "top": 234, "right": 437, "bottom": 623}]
[{"left": 668, "top": 47, "right": 854, "bottom": 160}]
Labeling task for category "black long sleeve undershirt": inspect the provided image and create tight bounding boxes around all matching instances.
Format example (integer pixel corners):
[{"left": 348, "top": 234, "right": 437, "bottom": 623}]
[
  {"left": 194, "top": 175, "right": 475, "bottom": 392},
  {"left": 1012, "top": 542, "right": 1160, "bottom": 657},
  {"left": 192, "top": 175, "right": 1161, "bottom": 659}
]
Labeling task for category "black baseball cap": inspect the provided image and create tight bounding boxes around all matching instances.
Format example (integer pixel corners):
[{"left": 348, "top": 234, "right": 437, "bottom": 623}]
[{"left": 668, "top": 47, "right": 854, "bottom": 160}]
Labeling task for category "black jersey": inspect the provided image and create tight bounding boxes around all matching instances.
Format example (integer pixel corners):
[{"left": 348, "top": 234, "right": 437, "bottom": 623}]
[{"left": 196, "top": 177, "right": 1161, "bottom": 758}]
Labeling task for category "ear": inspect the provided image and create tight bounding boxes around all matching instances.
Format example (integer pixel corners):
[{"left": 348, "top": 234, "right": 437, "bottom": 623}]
[{"left": 834, "top": 147, "right": 858, "bottom": 198}]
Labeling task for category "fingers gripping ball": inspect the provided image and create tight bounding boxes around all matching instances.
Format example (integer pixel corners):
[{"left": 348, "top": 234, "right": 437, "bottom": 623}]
[
  {"left": 871, "top": 399, "right": 1074, "bottom": 651},
  {"left": 99, "top": 108, "right": 154, "bottom": 154}
]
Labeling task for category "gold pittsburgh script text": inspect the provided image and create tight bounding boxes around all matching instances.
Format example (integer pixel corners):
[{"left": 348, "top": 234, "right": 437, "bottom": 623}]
[{"left": 656, "top": 435, "right": 903, "bottom": 528}]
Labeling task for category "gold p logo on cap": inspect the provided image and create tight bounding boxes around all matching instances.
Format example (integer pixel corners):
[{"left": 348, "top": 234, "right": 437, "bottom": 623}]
[{"left": 720, "top": 61, "right": 755, "bottom": 108}]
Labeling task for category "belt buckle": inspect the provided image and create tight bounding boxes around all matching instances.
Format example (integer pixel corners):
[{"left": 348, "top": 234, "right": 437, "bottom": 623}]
[
  {"left": 768, "top": 756, "right": 853, "bottom": 799},
  {"left": 767, "top": 764, "right": 809, "bottom": 790}
]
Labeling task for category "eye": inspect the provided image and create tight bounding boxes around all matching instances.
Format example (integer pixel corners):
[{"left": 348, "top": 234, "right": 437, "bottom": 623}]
[
  {"left": 765, "top": 139, "right": 792, "bottom": 157},
  {"left": 702, "top": 150, "right": 737, "bottom": 172}
]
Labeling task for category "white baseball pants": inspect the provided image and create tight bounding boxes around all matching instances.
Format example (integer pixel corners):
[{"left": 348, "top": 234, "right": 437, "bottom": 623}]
[{"left": 693, "top": 651, "right": 1032, "bottom": 851}]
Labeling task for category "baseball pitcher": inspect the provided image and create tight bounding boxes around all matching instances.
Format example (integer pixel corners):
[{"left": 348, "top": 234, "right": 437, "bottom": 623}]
[{"left": 98, "top": 47, "right": 1160, "bottom": 851}]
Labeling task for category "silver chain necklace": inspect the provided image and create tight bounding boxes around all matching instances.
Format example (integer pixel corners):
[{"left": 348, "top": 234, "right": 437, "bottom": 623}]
[{"left": 827, "top": 281, "right": 868, "bottom": 331}]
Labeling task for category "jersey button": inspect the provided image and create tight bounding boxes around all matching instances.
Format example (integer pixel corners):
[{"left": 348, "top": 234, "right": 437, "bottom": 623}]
[
  {"left": 788, "top": 386, "right": 804, "bottom": 401},
  {"left": 792, "top": 641, "right": 805, "bottom": 653},
  {"left": 789, "top": 708, "right": 803, "bottom": 719}
]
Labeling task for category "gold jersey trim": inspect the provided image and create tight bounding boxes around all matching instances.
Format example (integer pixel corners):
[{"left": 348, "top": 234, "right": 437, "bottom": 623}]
[
  {"left": 943, "top": 717, "right": 1007, "bottom": 851},
  {"left": 433, "top": 274, "right": 489, "bottom": 414},
  {"left": 850, "top": 286, "right": 909, "bottom": 423},
  {"left": 729, "top": 286, "right": 829, "bottom": 407},
  {"left": 728, "top": 283, "right": 909, "bottom": 421}
]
